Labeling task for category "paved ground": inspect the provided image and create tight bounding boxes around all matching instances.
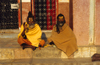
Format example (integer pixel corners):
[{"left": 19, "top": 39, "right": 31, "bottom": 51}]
[
  {"left": 0, "top": 38, "right": 19, "bottom": 48},
  {"left": 1, "top": 58, "right": 100, "bottom": 65},
  {"left": 0, "top": 30, "right": 100, "bottom": 65}
]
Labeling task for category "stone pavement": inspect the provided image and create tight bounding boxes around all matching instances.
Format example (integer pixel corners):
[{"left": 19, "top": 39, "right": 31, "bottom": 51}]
[
  {"left": 0, "top": 30, "right": 100, "bottom": 65},
  {"left": 1, "top": 58, "right": 100, "bottom": 65},
  {"left": 0, "top": 37, "right": 100, "bottom": 59},
  {"left": 0, "top": 38, "right": 19, "bottom": 48}
]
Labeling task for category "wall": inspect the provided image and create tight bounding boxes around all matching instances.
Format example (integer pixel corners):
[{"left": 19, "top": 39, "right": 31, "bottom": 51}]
[
  {"left": 21, "top": 0, "right": 100, "bottom": 46},
  {"left": 73, "top": 0, "right": 100, "bottom": 46},
  {"left": 95, "top": 0, "right": 100, "bottom": 45},
  {"left": 22, "top": 0, "right": 31, "bottom": 23},
  {"left": 58, "top": 0, "right": 69, "bottom": 25},
  {"left": 21, "top": 0, "right": 69, "bottom": 24},
  {"left": 73, "top": 0, "right": 90, "bottom": 46}
]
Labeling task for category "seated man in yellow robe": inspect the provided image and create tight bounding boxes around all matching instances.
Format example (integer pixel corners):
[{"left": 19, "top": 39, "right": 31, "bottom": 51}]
[
  {"left": 48, "top": 14, "right": 78, "bottom": 57},
  {"left": 18, "top": 11, "right": 45, "bottom": 50}
]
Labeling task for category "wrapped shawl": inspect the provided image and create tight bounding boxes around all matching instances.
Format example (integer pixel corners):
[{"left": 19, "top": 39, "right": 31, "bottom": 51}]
[
  {"left": 48, "top": 23, "right": 78, "bottom": 57},
  {"left": 18, "top": 23, "right": 42, "bottom": 47}
]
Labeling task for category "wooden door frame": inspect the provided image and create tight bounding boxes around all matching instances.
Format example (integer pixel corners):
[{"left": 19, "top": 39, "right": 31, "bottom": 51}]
[
  {"left": 69, "top": 0, "right": 73, "bottom": 30},
  {"left": 18, "top": 0, "right": 22, "bottom": 29},
  {"left": 31, "top": 0, "right": 34, "bottom": 14}
]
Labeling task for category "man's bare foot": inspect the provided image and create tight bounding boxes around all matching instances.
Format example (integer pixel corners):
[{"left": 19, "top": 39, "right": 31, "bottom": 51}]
[{"left": 31, "top": 46, "right": 35, "bottom": 51}]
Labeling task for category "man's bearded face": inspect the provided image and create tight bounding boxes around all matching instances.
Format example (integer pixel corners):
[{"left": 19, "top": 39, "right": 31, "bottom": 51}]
[
  {"left": 57, "top": 16, "right": 65, "bottom": 27},
  {"left": 28, "top": 17, "right": 35, "bottom": 28}
]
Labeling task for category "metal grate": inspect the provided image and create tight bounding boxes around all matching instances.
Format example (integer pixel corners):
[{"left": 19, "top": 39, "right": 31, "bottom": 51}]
[
  {"left": 0, "top": 0, "right": 18, "bottom": 29},
  {"left": 34, "top": 0, "right": 56, "bottom": 30},
  {"left": 46, "top": 0, "right": 56, "bottom": 30},
  {"left": 34, "top": 0, "right": 47, "bottom": 30}
]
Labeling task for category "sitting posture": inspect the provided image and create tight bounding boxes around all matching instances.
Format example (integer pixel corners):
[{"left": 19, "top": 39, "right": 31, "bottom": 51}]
[
  {"left": 48, "top": 14, "right": 78, "bottom": 57},
  {"left": 18, "top": 11, "right": 45, "bottom": 50}
]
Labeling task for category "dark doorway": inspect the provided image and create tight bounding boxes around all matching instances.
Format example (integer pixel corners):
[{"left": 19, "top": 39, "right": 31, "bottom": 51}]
[{"left": 0, "top": 0, "right": 18, "bottom": 29}]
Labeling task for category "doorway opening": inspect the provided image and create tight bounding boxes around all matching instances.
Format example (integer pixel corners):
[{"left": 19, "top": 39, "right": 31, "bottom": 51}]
[
  {"left": 0, "top": 0, "right": 19, "bottom": 29},
  {"left": 33, "top": 0, "right": 57, "bottom": 30}
]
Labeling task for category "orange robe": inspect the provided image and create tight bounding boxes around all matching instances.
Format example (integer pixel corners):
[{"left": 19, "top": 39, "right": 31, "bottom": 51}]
[
  {"left": 48, "top": 23, "right": 78, "bottom": 57},
  {"left": 18, "top": 23, "right": 45, "bottom": 47}
]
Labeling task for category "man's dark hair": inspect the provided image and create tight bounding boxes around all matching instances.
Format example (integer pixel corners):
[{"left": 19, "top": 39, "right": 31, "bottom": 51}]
[
  {"left": 26, "top": 11, "right": 35, "bottom": 22},
  {"left": 56, "top": 14, "right": 66, "bottom": 34}
]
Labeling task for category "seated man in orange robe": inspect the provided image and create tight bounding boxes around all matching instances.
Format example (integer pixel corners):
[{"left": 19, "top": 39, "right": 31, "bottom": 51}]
[{"left": 18, "top": 11, "right": 45, "bottom": 50}]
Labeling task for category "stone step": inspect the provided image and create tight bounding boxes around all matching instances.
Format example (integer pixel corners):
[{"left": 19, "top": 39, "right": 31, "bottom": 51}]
[
  {"left": 0, "top": 58, "right": 100, "bottom": 65},
  {"left": 0, "top": 30, "right": 100, "bottom": 60},
  {"left": 0, "top": 38, "right": 100, "bottom": 60},
  {"left": 0, "top": 30, "right": 52, "bottom": 40},
  {"left": 0, "top": 30, "right": 52, "bottom": 45}
]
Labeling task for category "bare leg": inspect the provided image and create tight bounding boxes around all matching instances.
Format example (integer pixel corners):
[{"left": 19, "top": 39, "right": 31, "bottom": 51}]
[{"left": 21, "top": 43, "right": 36, "bottom": 50}]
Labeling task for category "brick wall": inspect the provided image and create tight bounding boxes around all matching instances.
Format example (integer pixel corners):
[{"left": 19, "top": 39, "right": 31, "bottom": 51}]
[{"left": 22, "top": 2, "right": 31, "bottom": 23}]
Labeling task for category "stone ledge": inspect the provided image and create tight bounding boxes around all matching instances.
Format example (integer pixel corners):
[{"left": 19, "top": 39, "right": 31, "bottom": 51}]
[
  {"left": 0, "top": 38, "right": 100, "bottom": 59},
  {"left": 0, "top": 29, "right": 20, "bottom": 33},
  {"left": 0, "top": 46, "right": 61, "bottom": 60},
  {"left": 0, "top": 45, "right": 100, "bottom": 60},
  {"left": 0, "top": 58, "right": 100, "bottom": 65},
  {"left": 0, "top": 30, "right": 52, "bottom": 34},
  {"left": 0, "top": 31, "right": 52, "bottom": 39},
  {"left": 33, "top": 46, "right": 61, "bottom": 58}
]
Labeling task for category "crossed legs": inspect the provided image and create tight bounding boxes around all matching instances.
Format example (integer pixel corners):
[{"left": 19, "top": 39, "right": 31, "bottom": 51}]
[{"left": 17, "top": 38, "right": 45, "bottom": 50}]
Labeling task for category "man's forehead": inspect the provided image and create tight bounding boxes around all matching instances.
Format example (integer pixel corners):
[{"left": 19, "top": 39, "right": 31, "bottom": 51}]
[
  {"left": 29, "top": 17, "right": 33, "bottom": 19},
  {"left": 59, "top": 16, "right": 64, "bottom": 19}
]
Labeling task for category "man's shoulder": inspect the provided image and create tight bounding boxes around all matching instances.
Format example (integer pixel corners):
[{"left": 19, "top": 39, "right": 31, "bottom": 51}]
[
  {"left": 53, "top": 24, "right": 56, "bottom": 28},
  {"left": 35, "top": 23, "right": 39, "bottom": 26},
  {"left": 21, "top": 22, "right": 27, "bottom": 26},
  {"left": 35, "top": 23, "right": 41, "bottom": 28}
]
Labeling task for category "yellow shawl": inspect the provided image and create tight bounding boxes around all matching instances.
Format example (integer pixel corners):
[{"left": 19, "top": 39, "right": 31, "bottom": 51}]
[
  {"left": 48, "top": 23, "right": 78, "bottom": 57},
  {"left": 18, "top": 23, "right": 42, "bottom": 47}
]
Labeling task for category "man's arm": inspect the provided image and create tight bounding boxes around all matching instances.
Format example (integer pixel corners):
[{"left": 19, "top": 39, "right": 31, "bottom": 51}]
[
  {"left": 21, "top": 23, "right": 27, "bottom": 36},
  {"left": 49, "top": 41, "right": 55, "bottom": 45}
]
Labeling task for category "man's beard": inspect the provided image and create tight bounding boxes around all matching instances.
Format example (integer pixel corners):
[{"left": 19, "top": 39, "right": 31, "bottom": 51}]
[
  {"left": 58, "top": 23, "right": 64, "bottom": 30},
  {"left": 57, "top": 21, "right": 65, "bottom": 27},
  {"left": 56, "top": 21, "right": 65, "bottom": 34},
  {"left": 59, "top": 23, "right": 64, "bottom": 27},
  {"left": 29, "top": 23, "right": 35, "bottom": 28}
]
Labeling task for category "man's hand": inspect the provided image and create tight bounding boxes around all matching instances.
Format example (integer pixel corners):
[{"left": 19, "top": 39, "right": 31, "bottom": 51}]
[
  {"left": 49, "top": 41, "right": 54, "bottom": 45},
  {"left": 21, "top": 22, "right": 27, "bottom": 36},
  {"left": 23, "top": 22, "right": 27, "bottom": 30}
]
